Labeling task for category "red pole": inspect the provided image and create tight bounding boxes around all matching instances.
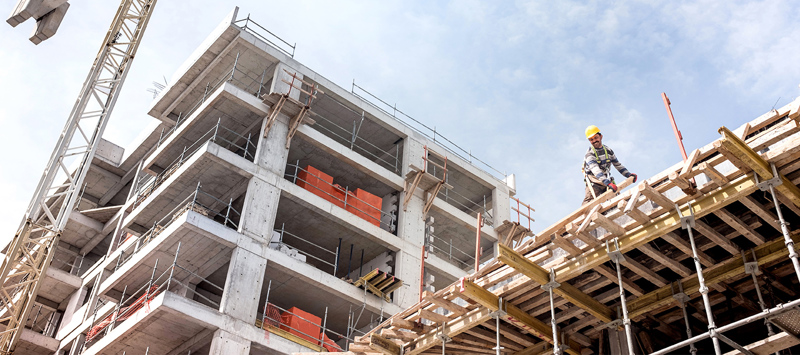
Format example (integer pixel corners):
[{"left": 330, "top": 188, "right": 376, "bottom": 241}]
[
  {"left": 475, "top": 213, "right": 483, "bottom": 273},
  {"left": 661, "top": 92, "right": 689, "bottom": 162}
]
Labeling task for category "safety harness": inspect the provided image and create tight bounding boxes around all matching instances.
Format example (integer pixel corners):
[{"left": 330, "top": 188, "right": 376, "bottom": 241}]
[{"left": 583, "top": 145, "right": 614, "bottom": 200}]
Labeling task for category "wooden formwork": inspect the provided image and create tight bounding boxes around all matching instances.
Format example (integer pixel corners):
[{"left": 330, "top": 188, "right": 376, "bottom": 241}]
[{"left": 344, "top": 98, "right": 800, "bottom": 355}]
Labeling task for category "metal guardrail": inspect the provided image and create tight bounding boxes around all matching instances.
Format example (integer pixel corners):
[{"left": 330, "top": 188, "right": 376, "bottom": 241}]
[
  {"left": 427, "top": 233, "right": 476, "bottom": 271},
  {"left": 272, "top": 225, "right": 339, "bottom": 275},
  {"left": 114, "top": 185, "right": 241, "bottom": 272},
  {"left": 351, "top": 81, "right": 507, "bottom": 181},
  {"left": 133, "top": 120, "right": 256, "bottom": 210},
  {"left": 233, "top": 15, "right": 296, "bottom": 58}
]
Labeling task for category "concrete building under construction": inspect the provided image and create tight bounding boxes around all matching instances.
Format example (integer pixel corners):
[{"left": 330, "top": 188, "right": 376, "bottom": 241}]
[{"left": 5, "top": 4, "right": 800, "bottom": 355}]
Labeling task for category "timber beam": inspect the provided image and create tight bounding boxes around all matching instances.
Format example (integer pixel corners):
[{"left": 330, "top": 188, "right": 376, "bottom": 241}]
[
  {"left": 717, "top": 126, "right": 800, "bottom": 207},
  {"left": 554, "top": 173, "right": 759, "bottom": 282},
  {"left": 404, "top": 306, "right": 494, "bottom": 355},
  {"left": 457, "top": 279, "right": 583, "bottom": 355},
  {"left": 496, "top": 243, "right": 615, "bottom": 323},
  {"left": 627, "top": 233, "right": 800, "bottom": 319}
]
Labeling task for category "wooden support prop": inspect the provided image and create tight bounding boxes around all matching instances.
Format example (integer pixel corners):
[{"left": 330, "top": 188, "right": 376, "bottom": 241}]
[
  {"left": 380, "top": 329, "right": 418, "bottom": 342},
  {"left": 391, "top": 318, "right": 432, "bottom": 334},
  {"left": 628, "top": 233, "right": 800, "bottom": 319},
  {"left": 714, "top": 209, "right": 766, "bottom": 244},
  {"left": 680, "top": 149, "right": 702, "bottom": 176},
  {"left": 555, "top": 173, "right": 758, "bottom": 282},
  {"left": 370, "top": 334, "right": 401, "bottom": 355},
  {"left": 286, "top": 106, "right": 311, "bottom": 149},
  {"left": 661, "top": 232, "right": 715, "bottom": 266},
  {"left": 457, "top": 280, "right": 583, "bottom": 355},
  {"left": 669, "top": 171, "right": 696, "bottom": 196},
  {"left": 565, "top": 222, "right": 600, "bottom": 248},
  {"left": 595, "top": 264, "right": 645, "bottom": 296},
  {"left": 622, "top": 257, "right": 668, "bottom": 287},
  {"left": 495, "top": 243, "right": 615, "bottom": 323},
  {"left": 513, "top": 342, "right": 552, "bottom": 355},
  {"left": 264, "top": 95, "right": 287, "bottom": 137},
  {"left": 418, "top": 309, "right": 450, "bottom": 324},
  {"left": 424, "top": 294, "right": 468, "bottom": 316},
  {"left": 718, "top": 126, "right": 800, "bottom": 208},
  {"left": 422, "top": 181, "right": 445, "bottom": 215},
  {"left": 618, "top": 199, "right": 650, "bottom": 224},
  {"left": 637, "top": 243, "right": 693, "bottom": 277}
]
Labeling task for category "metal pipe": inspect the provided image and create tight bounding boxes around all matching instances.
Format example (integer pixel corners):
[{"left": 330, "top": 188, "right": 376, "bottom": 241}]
[
  {"left": 167, "top": 242, "right": 182, "bottom": 291},
  {"left": 359, "top": 249, "right": 364, "bottom": 278},
  {"left": 766, "top": 181, "right": 800, "bottom": 281},
  {"left": 335, "top": 238, "right": 342, "bottom": 277},
  {"left": 347, "top": 244, "right": 354, "bottom": 280},
  {"left": 673, "top": 281, "right": 697, "bottom": 355},
  {"left": 607, "top": 239, "right": 635, "bottom": 355},
  {"left": 542, "top": 268, "right": 561, "bottom": 355}
]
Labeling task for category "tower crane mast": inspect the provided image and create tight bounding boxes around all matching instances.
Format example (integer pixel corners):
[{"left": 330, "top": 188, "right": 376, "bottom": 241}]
[{"left": 0, "top": 0, "right": 157, "bottom": 352}]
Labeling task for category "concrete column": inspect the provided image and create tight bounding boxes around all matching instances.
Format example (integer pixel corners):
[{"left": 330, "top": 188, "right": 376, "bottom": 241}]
[
  {"left": 393, "top": 137, "right": 427, "bottom": 308},
  {"left": 67, "top": 334, "right": 85, "bottom": 355},
  {"left": 253, "top": 111, "right": 290, "bottom": 176},
  {"left": 219, "top": 247, "right": 266, "bottom": 323},
  {"left": 238, "top": 175, "right": 281, "bottom": 240},
  {"left": 208, "top": 329, "right": 251, "bottom": 355},
  {"left": 492, "top": 184, "right": 511, "bottom": 229}
]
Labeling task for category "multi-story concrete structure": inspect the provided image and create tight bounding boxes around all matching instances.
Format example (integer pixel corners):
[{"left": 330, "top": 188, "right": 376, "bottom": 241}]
[{"left": 12, "top": 7, "right": 518, "bottom": 355}]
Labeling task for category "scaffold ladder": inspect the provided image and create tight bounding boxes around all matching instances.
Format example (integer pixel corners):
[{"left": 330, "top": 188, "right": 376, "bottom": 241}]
[{"left": 0, "top": 0, "right": 157, "bottom": 353}]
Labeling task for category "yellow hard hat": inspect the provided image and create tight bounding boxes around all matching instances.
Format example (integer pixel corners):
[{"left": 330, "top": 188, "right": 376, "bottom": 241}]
[{"left": 585, "top": 125, "right": 601, "bottom": 139}]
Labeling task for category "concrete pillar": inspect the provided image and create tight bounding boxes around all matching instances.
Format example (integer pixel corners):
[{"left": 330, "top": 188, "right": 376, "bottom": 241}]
[
  {"left": 253, "top": 111, "right": 290, "bottom": 176},
  {"left": 393, "top": 137, "right": 427, "bottom": 307},
  {"left": 208, "top": 329, "right": 251, "bottom": 355},
  {"left": 67, "top": 334, "right": 85, "bottom": 355},
  {"left": 219, "top": 247, "right": 266, "bottom": 323},
  {"left": 492, "top": 184, "right": 511, "bottom": 229},
  {"left": 238, "top": 176, "right": 281, "bottom": 240}
]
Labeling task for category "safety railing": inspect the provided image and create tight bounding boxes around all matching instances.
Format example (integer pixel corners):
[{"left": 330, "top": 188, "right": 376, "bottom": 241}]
[
  {"left": 49, "top": 247, "right": 84, "bottom": 276},
  {"left": 271, "top": 225, "right": 340, "bottom": 275},
  {"left": 24, "top": 303, "right": 59, "bottom": 338},
  {"left": 155, "top": 54, "right": 272, "bottom": 149},
  {"left": 351, "top": 81, "right": 507, "bottom": 182},
  {"left": 84, "top": 243, "right": 224, "bottom": 348},
  {"left": 510, "top": 196, "right": 534, "bottom": 230},
  {"left": 233, "top": 14, "right": 296, "bottom": 58},
  {"left": 309, "top": 95, "right": 402, "bottom": 174},
  {"left": 284, "top": 162, "right": 396, "bottom": 232},
  {"left": 437, "top": 185, "right": 493, "bottom": 226},
  {"left": 427, "top": 233, "right": 476, "bottom": 271},
  {"left": 133, "top": 120, "right": 256, "bottom": 209},
  {"left": 114, "top": 185, "right": 241, "bottom": 273}
]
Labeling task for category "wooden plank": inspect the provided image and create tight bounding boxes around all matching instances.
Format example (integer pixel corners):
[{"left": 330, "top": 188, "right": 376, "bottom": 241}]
[
  {"left": 391, "top": 318, "right": 432, "bottom": 334},
  {"left": 418, "top": 309, "right": 450, "bottom": 324},
  {"left": 740, "top": 196, "right": 782, "bottom": 231},
  {"left": 622, "top": 257, "right": 668, "bottom": 287},
  {"left": 680, "top": 149, "right": 702, "bottom": 176},
  {"left": 722, "top": 332, "right": 800, "bottom": 355},
  {"left": 552, "top": 234, "right": 582, "bottom": 256},
  {"left": 693, "top": 220, "right": 741, "bottom": 255},
  {"left": 699, "top": 161, "right": 729, "bottom": 186},
  {"left": 406, "top": 306, "right": 493, "bottom": 355},
  {"left": 423, "top": 295, "right": 468, "bottom": 316},
  {"left": 594, "top": 264, "right": 645, "bottom": 296},
  {"left": 639, "top": 182, "right": 674, "bottom": 209},
  {"left": 457, "top": 280, "right": 582, "bottom": 355},
  {"left": 661, "top": 232, "right": 715, "bottom": 266},
  {"left": 565, "top": 222, "right": 600, "bottom": 248},
  {"left": 634, "top": 243, "right": 693, "bottom": 277},
  {"left": 628, "top": 233, "right": 799, "bottom": 318},
  {"left": 380, "top": 329, "right": 418, "bottom": 342},
  {"left": 591, "top": 211, "right": 626, "bottom": 237},
  {"left": 714, "top": 209, "right": 766, "bottom": 244},
  {"left": 495, "top": 243, "right": 615, "bottom": 323},
  {"left": 370, "top": 334, "right": 401, "bottom": 355},
  {"left": 718, "top": 126, "right": 800, "bottom": 207},
  {"left": 513, "top": 342, "right": 551, "bottom": 355}
]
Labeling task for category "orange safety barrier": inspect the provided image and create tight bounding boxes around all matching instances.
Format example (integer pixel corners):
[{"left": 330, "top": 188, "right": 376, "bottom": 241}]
[
  {"left": 280, "top": 307, "right": 321, "bottom": 345},
  {"left": 85, "top": 285, "right": 161, "bottom": 343},
  {"left": 296, "top": 165, "right": 383, "bottom": 227}
]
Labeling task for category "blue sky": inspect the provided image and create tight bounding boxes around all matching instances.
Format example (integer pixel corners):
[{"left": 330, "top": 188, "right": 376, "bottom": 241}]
[{"left": 1, "top": 0, "right": 799, "bottom": 247}]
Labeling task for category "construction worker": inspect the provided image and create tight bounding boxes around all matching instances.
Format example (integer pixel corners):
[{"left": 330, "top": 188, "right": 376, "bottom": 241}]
[{"left": 582, "top": 125, "right": 637, "bottom": 204}]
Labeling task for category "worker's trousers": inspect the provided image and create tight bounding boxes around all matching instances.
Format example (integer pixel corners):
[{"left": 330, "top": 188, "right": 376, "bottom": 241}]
[{"left": 582, "top": 181, "right": 608, "bottom": 205}]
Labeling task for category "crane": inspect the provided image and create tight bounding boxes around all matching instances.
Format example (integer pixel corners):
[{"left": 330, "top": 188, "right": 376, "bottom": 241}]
[{"left": 0, "top": 0, "right": 157, "bottom": 352}]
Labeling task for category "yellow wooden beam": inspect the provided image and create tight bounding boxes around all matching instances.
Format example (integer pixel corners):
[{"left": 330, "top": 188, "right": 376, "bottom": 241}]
[
  {"left": 718, "top": 125, "right": 800, "bottom": 207},
  {"left": 555, "top": 173, "right": 759, "bottom": 282},
  {"left": 458, "top": 280, "right": 582, "bottom": 355},
  {"left": 496, "top": 243, "right": 614, "bottom": 323},
  {"left": 405, "top": 306, "right": 494, "bottom": 355},
  {"left": 370, "top": 334, "right": 401, "bottom": 355},
  {"left": 628, "top": 233, "right": 800, "bottom": 319}
]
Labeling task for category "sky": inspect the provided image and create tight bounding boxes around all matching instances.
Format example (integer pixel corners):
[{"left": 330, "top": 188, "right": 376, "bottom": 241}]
[{"left": 1, "top": 0, "right": 799, "bottom": 248}]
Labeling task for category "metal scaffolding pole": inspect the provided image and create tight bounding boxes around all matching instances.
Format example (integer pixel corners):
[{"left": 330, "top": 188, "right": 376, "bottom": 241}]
[
  {"left": 742, "top": 250, "right": 778, "bottom": 355},
  {"left": 541, "top": 268, "right": 563, "bottom": 355},
  {"left": 607, "top": 238, "right": 635, "bottom": 355},
  {"left": 489, "top": 297, "right": 507, "bottom": 355},
  {"left": 438, "top": 328, "right": 451, "bottom": 355},
  {"left": 757, "top": 163, "right": 800, "bottom": 281},
  {"left": 675, "top": 203, "right": 722, "bottom": 355},
  {"left": 671, "top": 281, "right": 698, "bottom": 355}
]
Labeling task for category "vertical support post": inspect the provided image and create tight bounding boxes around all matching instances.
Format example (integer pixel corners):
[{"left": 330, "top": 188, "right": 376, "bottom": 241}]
[
  {"left": 672, "top": 281, "right": 698, "bottom": 355},
  {"left": 607, "top": 238, "right": 635, "bottom": 355},
  {"left": 676, "top": 203, "right": 722, "bottom": 355},
  {"left": 224, "top": 198, "right": 233, "bottom": 227},
  {"left": 262, "top": 279, "right": 272, "bottom": 328},
  {"left": 419, "top": 244, "right": 426, "bottom": 303},
  {"left": 541, "top": 268, "right": 562, "bottom": 355},
  {"left": 335, "top": 238, "right": 342, "bottom": 277},
  {"left": 319, "top": 307, "right": 328, "bottom": 347},
  {"left": 110, "top": 285, "right": 127, "bottom": 332},
  {"left": 145, "top": 259, "right": 159, "bottom": 302},
  {"left": 758, "top": 164, "right": 800, "bottom": 281},
  {"left": 490, "top": 297, "right": 506, "bottom": 355},
  {"left": 359, "top": 250, "right": 364, "bottom": 278},
  {"left": 230, "top": 52, "right": 240, "bottom": 81},
  {"left": 743, "top": 250, "right": 777, "bottom": 341},
  {"left": 347, "top": 244, "right": 354, "bottom": 280},
  {"left": 293, "top": 160, "right": 300, "bottom": 184},
  {"left": 167, "top": 242, "right": 182, "bottom": 291}
]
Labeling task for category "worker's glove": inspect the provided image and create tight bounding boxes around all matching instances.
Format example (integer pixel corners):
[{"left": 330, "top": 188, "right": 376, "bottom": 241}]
[
  {"left": 607, "top": 182, "right": 618, "bottom": 193},
  {"left": 627, "top": 173, "right": 637, "bottom": 183}
]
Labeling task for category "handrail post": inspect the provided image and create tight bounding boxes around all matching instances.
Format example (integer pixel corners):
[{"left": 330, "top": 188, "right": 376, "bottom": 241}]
[
  {"left": 145, "top": 259, "right": 159, "bottom": 302},
  {"left": 319, "top": 307, "right": 328, "bottom": 347},
  {"left": 167, "top": 242, "right": 182, "bottom": 291},
  {"left": 244, "top": 133, "right": 251, "bottom": 159},
  {"left": 230, "top": 52, "right": 240, "bottom": 82},
  {"left": 225, "top": 198, "right": 233, "bottom": 227}
]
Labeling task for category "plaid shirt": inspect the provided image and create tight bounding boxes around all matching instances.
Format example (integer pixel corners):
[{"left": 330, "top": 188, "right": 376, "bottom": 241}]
[{"left": 584, "top": 145, "right": 630, "bottom": 185}]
